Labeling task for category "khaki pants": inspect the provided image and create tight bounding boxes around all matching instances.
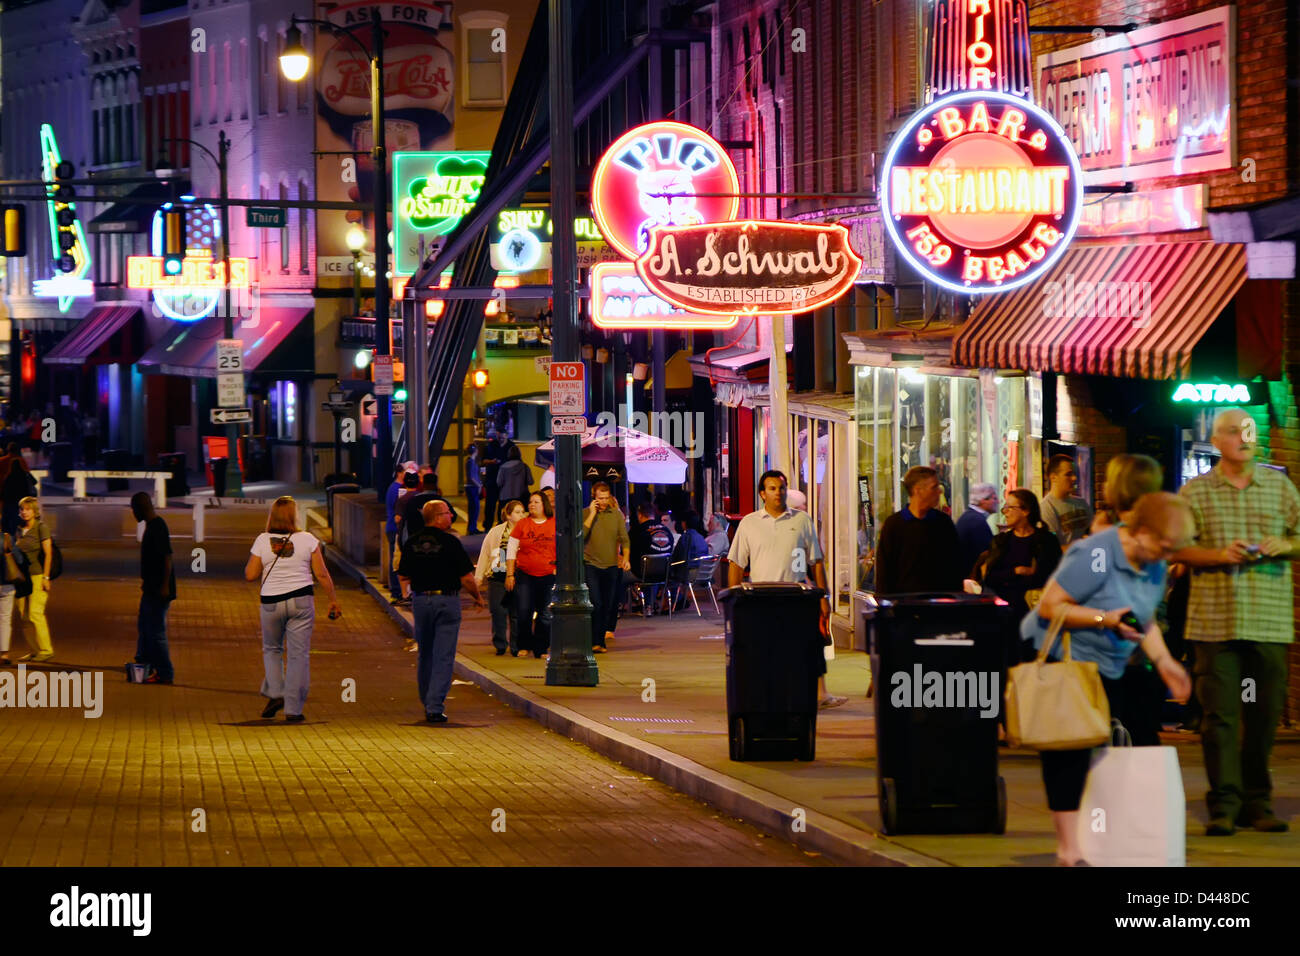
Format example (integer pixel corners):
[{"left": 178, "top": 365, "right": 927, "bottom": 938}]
[{"left": 18, "top": 575, "right": 52, "bottom": 655}]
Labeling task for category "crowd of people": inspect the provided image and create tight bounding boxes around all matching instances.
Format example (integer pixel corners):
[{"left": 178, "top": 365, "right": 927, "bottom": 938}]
[{"left": 873, "top": 407, "right": 1297, "bottom": 863}]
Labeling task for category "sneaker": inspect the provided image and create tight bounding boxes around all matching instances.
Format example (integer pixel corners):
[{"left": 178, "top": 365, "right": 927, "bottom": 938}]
[
  {"left": 1206, "top": 815, "right": 1236, "bottom": 836},
  {"left": 819, "top": 695, "right": 849, "bottom": 709},
  {"left": 425, "top": 712, "right": 448, "bottom": 723},
  {"left": 1239, "top": 812, "right": 1289, "bottom": 833},
  {"left": 592, "top": 645, "right": 607, "bottom": 654},
  {"left": 261, "top": 697, "right": 285, "bottom": 719},
  {"left": 31, "top": 652, "right": 54, "bottom": 662}
]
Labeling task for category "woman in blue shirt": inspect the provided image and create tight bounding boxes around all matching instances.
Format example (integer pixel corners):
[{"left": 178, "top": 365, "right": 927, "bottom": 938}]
[{"left": 1021, "top": 491, "right": 1193, "bottom": 866}]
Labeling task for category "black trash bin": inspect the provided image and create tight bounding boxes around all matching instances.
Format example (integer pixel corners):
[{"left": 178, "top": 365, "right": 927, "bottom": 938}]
[
  {"left": 103, "top": 448, "right": 129, "bottom": 490},
  {"left": 324, "top": 476, "right": 361, "bottom": 532},
  {"left": 720, "top": 582, "right": 826, "bottom": 762},
  {"left": 867, "top": 592, "right": 1009, "bottom": 835},
  {"left": 48, "top": 442, "right": 74, "bottom": 483},
  {"left": 158, "top": 452, "right": 188, "bottom": 498},
  {"left": 210, "top": 457, "right": 229, "bottom": 498}
]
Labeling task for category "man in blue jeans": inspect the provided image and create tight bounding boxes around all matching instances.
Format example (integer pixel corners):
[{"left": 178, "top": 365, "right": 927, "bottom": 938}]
[
  {"left": 386, "top": 462, "right": 416, "bottom": 603},
  {"left": 131, "top": 492, "right": 175, "bottom": 683},
  {"left": 397, "top": 499, "right": 484, "bottom": 722}
]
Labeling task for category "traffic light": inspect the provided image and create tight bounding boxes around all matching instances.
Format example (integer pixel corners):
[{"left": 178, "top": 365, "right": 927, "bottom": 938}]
[
  {"left": 162, "top": 207, "right": 185, "bottom": 276},
  {"left": 471, "top": 368, "right": 489, "bottom": 389},
  {"left": 1, "top": 205, "right": 26, "bottom": 257},
  {"left": 52, "top": 160, "right": 77, "bottom": 272}
]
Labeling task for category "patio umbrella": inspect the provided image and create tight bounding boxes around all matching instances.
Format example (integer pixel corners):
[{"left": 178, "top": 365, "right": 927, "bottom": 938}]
[{"left": 534, "top": 425, "right": 689, "bottom": 484}]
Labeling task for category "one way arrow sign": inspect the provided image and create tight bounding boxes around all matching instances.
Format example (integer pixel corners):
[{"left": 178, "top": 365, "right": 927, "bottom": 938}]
[{"left": 211, "top": 408, "right": 253, "bottom": 424}]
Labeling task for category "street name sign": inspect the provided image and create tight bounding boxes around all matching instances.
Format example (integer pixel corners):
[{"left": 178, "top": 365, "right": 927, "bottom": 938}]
[
  {"left": 211, "top": 408, "right": 253, "bottom": 424},
  {"left": 551, "top": 415, "right": 587, "bottom": 436},
  {"left": 247, "top": 207, "right": 287, "bottom": 228}
]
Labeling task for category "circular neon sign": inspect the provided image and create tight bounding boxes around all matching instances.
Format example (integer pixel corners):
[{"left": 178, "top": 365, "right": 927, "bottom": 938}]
[
  {"left": 591, "top": 121, "right": 740, "bottom": 261},
  {"left": 150, "top": 203, "right": 222, "bottom": 321},
  {"left": 881, "top": 91, "right": 1082, "bottom": 294}
]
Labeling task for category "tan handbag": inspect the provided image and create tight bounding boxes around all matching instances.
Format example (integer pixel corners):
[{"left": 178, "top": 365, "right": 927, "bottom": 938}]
[{"left": 1005, "top": 608, "right": 1111, "bottom": 751}]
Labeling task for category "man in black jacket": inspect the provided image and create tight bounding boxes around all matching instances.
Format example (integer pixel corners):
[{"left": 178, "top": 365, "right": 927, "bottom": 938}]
[{"left": 875, "top": 466, "right": 962, "bottom": 595}]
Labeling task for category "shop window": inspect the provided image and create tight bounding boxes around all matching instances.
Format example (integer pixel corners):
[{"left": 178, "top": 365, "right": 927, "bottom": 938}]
[
  {"left": 461, "top": 14, "right": 507, "bottom": 108},
  {"left": 278, "top": 182, "right": 290, "bottom": 272}
]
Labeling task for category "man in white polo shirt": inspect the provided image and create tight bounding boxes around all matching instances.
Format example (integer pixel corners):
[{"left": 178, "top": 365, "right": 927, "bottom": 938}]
[{"left": 728, "top": 470, "right": 847, "bottom": 708}]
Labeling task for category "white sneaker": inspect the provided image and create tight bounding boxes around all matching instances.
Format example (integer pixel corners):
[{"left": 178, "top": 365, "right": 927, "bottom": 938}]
[{"left": 818, "top": 695, "right": 848, "bottom": 709}]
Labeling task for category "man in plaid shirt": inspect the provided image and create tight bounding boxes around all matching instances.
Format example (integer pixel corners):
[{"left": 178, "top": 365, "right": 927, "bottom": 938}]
[{"left": 1174, "top": 408, "right": 1300, "bottom": 836}]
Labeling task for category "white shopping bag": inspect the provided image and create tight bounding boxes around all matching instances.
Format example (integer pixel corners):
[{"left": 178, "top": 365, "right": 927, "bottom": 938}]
[{"left": 1077, "top": 724, "right": 1185, "bottom": 866}]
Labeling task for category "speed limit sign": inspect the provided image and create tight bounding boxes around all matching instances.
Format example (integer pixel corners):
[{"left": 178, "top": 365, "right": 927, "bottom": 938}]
[{"left": 217, "top": 339, "right": 243, "bottom": 373}]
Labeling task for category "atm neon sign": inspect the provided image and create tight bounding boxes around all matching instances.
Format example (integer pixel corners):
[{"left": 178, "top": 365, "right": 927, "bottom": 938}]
[
  {"left": 881, "top": 90, "right": 1081, "bottom": 293},
  {"left": 1171, "top": 382, "right": 1262, "bottom": 405}
]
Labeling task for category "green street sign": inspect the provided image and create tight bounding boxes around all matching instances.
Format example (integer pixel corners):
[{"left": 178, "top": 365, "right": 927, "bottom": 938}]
[{"left": 247, "top": 207, "right": 287, "bottom": 228}]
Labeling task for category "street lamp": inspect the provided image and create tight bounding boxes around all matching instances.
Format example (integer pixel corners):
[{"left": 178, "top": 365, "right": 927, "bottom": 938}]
[
  {"left": 282, "top": 10, "right": 394, "bottom": 496},
  {"left": 162, "top": 132, "right": 243, "bottom": 497},
  {"left": 345, "top": 224, "right": 366, "bottom": 317}
]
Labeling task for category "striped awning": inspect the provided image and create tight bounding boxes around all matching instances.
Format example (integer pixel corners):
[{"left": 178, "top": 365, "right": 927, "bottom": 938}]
[
  {"left": 43, "top": 305, "right": 142, "bottom": 365},
  {"left": 952, "top": 242, "right": 1248, "bottom": 380}
]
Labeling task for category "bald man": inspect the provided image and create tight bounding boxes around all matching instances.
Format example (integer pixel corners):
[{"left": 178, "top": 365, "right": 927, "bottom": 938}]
[{"left": 1174, "top": 408, "right": 1300, "bottom": 836}]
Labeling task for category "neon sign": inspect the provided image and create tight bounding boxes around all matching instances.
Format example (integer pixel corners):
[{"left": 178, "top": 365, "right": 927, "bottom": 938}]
[
  {"left": 393, "top": 151, "right": 489, "bottom": 274},
  {"left": 635, "top": 221, "right": 862, "bottom": 316},
  {"left": 1171, "top": 382, "right": 1264, "bottom": 405},
  {"left": 881, "top": 90, "right": 1081, "bottom": 293},
  {"left": 926, "top": 0, "right": 1032, "bottom": 102},
  {"left": 127, "top": 254, "right": 251, "bottom": 289},
  {"left": 590, "top": 262, "right": 739, "bottom": 330},
  {"left": 487, "top": 209, "right": 618, "bottom": 273},
  {"left": 136, "top": 204, "right": 245, "bottom": 321},
  {"left": 591, "top": 121, "right": 740, "bottom": 261},
  {"left": 38, "top": 124, "right": 91, "bottom": 312}
]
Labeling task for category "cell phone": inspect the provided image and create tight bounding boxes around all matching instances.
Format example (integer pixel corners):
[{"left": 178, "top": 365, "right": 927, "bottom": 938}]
[
  {"left": 1118, "top": 611, "right": 1142, "bottom": 631},
  {"left": 328, "top": 608, "right": 341, "bottom": 620},
  {"left": 1245, "top": 544, "right": 1262, "bottom": 556}
]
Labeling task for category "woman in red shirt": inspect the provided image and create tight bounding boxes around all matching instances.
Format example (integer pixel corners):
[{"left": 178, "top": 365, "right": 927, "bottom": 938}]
[{"left": 505, "top": 490, "right": 556, "bottom": 658}]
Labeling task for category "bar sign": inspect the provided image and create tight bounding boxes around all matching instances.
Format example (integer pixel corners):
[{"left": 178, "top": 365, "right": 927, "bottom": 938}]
[{"left": 246, "top": 207, "right": 287, "bottom": 228}]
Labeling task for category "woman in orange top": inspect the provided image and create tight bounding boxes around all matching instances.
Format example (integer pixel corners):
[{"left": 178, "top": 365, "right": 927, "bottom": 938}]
[{"left": 505, "top": 490, "right": 556, "bottom": 658}]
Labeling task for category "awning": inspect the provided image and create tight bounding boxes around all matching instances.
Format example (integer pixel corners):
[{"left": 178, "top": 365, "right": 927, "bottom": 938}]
[
  {"left": 642, "top": 349, "right": 694, "bottom": 390},
  {"left": 87, "top": 182, "right": 187, "bottom": 234},
  {"left": 952, "top": 242, "right": 1248, "bottom": 380},
  {"left": 42, "top": 305, "right": 143, "bottom": 365},
  {"left": 137, "top": 307, "right": 313, "bottom": 378},
  {"left": 687, "top": 340, "right": 793, "bottom": 384}
]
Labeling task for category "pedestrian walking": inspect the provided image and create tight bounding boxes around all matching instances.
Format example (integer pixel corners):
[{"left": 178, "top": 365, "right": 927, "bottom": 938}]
[
  {"left": 475, "top": 499, "right": 524, "bottom": 655},
  {"left": 130, "top": 492, "right": 176, "bottom": 684},
  {"left": 1041, "top": 454, "right": 1092, "bottom": 547},
  {"left": 583, "top": 482, "right": 631, "bottom": 653},
  {"left": 0, "top": 531, "right": 26, "bottom": 667},
  {"left": 481, "top": 431, "right": 513, "bottom": 526},
  {"left": 401, "top": 472, "right": 444, "bottom": 541},
  {"left": 15, "top": 496, "right": 54, "bottom": 662},
  {"left": 1173, "top": 408, "right": 1300, "bottom": 836},
  {"left": 464, "top": 443, "right": 483, "bottom": 534},
  {"left": 873, "top": 465, "right": 963, "bottom": 596},
  {"left": 956, "top": 483, "right": 998, "bottom": 580},
  {"left": 1022, "top": 492, "right": 1193, "bottom": 865},
  {"left": 245, "top": 496, "right": 341, "bottom": 722},
  {"left": 385, "top": 462, "right": 416, "bottom": 603},
  {"left": 496, "top": 444, "right": 531, "bottom": 507},
  {"left": 505, "top": 490, "right": 556, "bottom": 658},
  {"left": 397, "top": 499, "right": 484, "bottom": 722},
  {"left": 728, "top": 470, "right": 846, "bottom": 709},
  {"left": 2, "top": 445, "right": 36, "bottom": 538}
]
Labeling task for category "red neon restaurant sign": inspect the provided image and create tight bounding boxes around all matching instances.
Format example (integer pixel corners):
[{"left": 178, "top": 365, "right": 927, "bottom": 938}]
[
  {"left": 591, "top": 120, "right": 740, "bottom": 261},
  {"left": 881, "top": 90, "right": 1081, "bottom": 293},
  {"left": 635, "top": 221, "right": 861, "bottom": 316},
  {"left": 926, "top": 0, "right": 1033, "bottom": 102},
  {"left": 590, "top": 262, "right": 739, "bottom": 330}
]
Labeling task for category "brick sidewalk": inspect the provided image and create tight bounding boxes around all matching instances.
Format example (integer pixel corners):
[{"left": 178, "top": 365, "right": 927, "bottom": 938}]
[
  {"left": 0, "top": 521, "right": 825, "bottom": 867},
  {"left": 338, "top": 538, "right": 1300, "bottom": 867}
]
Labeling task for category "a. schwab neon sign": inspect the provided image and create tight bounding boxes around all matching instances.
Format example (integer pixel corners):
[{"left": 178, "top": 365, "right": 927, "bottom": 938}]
[{"left": 34, "top": 124, "right": 92, "bottom": 312}]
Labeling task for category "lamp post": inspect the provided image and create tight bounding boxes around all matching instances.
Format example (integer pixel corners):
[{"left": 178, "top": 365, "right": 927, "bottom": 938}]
[
  {"left": 283, "top": 11, "right": 392, "bottom": 494},
  {"left": 345, "top": 224, "right": 365, "bottom": 317},
  {"left": 163, "top": 132, "right": 242, "bottom": 496}
]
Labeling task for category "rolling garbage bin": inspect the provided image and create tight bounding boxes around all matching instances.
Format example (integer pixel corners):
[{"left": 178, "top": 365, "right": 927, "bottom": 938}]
[
  {"left": 868, "top": 592, "right": 1009, "bottom": 835},
  {"left": 48, "top": 442, "right": 74, "bottom": 483},
  {"left": 720, "top": 582, "right": 826, "bottom": 762},
  {"left": 210, "top": 456, "right": 229, "bottom": 498},
  {"left": 158, "top": 452, "right": 188, "bottom": 498},
  {"left": 323, "top": 473, "right": 360, "bottom": 532}
]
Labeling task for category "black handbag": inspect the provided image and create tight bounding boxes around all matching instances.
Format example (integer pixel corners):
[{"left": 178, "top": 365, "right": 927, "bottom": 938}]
[{"left": 7, "top": 545, "right": 33, "bottom": 599}]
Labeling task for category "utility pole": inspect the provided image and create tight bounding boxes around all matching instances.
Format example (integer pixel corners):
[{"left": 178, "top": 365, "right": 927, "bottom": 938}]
[
  {"left": 217, "top": 130, "right": 243, "bottom": 496},
  {"left": 546, "top": 0, "right": 596, "bottom": 687},
  {"left": 371, "top": 7, "right": 393, "bottom": 494}
]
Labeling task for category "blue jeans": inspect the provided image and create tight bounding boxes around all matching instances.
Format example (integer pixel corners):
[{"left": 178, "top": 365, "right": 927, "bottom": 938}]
[
  {"left": 136, "top": 593, "right": 174, "bottom": 682},
  {"left": 412, "top": 594, "right": 462, "bottom": 716},
  {"left": 260, "top": 595, "right": 314, "bottom": 716},
  {"left": 465, "top": 484, "right": 481, "bottom": 533},
  {"left": 584, "top": 563, "right": 622, "bottom": 647},
  {"left": 386, "top": 530, "right": 400, "bottom": 597},
  {"left": 487, "top": 578, "right": 516, "bottom": 653}
]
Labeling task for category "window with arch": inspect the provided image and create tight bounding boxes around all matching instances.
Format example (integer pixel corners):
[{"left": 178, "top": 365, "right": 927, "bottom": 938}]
[
  {"left": 279, "top": 181, "right": 290, "bottom": 271},
  {"left": 239, "top": 38, "right": 249, "bottom": 119},
  {"left": 297, "top": 179, "right": 310, "bottom": 273},
  {"left": 459, "top": 12, "right": 508, "bottom": 108},
  {"left": 258, "top": 31, "right": 269, "bottom": 115}
]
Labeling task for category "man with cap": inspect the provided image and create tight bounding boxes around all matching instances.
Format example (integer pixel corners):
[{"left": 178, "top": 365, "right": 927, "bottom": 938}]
[
  {"left": 385, "top": 461, "right": 417, "bottom": 603},
  {"left": 397, "top": 499, "right": 485, "bottom": 722}
]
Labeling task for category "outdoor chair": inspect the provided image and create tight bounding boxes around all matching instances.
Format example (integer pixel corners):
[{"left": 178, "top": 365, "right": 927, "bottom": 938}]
[
  {"left": 629, "top": 554, "right": 672, "bottom": 616},
  {"left": 669, "top": 554, "right": 721, "bottom": 617}
]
